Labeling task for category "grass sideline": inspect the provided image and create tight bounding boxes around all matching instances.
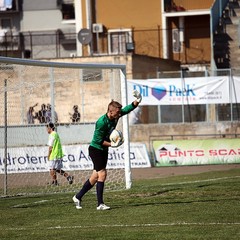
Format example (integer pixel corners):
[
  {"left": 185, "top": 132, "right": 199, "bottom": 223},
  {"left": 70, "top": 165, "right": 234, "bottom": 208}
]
[{"left": 1, "top": 168, "right": 240, "bottom": 240}]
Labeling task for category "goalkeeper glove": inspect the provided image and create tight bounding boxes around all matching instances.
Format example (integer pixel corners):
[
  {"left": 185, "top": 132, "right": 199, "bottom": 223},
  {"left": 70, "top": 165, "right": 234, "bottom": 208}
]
[
  {"left": 133, "top": 90, "right": 142, "bottom": 103},
  {"left": 111, "top": 137, "right": 124, "bottom": 148}
]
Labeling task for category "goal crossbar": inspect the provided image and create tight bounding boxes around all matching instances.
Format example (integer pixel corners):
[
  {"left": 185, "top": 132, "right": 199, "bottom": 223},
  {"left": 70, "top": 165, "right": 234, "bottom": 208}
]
[{"left": 0, "top": 56, "right": 126, "bottom": 71}]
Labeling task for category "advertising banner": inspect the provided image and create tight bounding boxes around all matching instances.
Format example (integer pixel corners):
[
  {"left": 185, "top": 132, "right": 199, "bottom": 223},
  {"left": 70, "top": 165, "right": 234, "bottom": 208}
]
[
  {"left": 232, "top": 76, "right": 240, "bottom": 102},
  {"left": 0, "top": 143, "right": 151, "bottom": 174},
  {"left": 127, "top": 76, "right": 229, "bottom": 105},
  {"left": 153, "top": 139, "right": 240, "bottom": 166}
]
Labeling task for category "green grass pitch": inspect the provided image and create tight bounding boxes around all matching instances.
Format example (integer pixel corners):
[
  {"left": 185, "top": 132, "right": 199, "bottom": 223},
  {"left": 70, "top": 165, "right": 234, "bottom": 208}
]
[{"left": 1, "top": 168, "right": 240, "bottom": 240}]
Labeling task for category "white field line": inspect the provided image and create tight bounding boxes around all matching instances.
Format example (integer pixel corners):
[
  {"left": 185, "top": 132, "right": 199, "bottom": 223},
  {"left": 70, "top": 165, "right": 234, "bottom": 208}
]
[
  {"left": 12, "top": 199, "right": 49, "bottom": 208},
  {"left": 4, "top": 222, "right": 240, "bottom": 231},
  {"left": 157, "top": 175, "right": 240, "bottom": 187}
]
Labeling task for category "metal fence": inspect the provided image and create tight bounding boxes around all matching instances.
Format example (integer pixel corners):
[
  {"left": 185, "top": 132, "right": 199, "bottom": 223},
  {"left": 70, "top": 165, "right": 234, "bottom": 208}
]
[
  {"left": 0, "top": 31, "right": 77, "bottom": 59},
  {"left": 0, "top": 25, "right": 211, "bottom": 61}
]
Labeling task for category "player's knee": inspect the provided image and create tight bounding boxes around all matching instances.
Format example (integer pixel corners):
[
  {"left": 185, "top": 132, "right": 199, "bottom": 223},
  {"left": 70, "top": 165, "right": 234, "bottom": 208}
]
[
  {"left": 50, "top": 169, "right": 56, "bottom": 176},
  {"left": 98, "top": 171, "right": 107, "bottom": 181},
  {"left": 56, "top": 169, "right": 65, "bottom": 175},
  {"left": 89, "top": 176, "right": 98, "bottom": 185}
]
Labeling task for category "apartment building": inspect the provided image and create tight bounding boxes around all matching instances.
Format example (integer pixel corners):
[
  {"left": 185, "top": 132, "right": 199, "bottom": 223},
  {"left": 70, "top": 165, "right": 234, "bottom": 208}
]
[
  {"left": 0, "top": 0, "right": 77, "bottom": 58},
  {"left": 0, "top": 0, "right": 227, "bottom": 70}
]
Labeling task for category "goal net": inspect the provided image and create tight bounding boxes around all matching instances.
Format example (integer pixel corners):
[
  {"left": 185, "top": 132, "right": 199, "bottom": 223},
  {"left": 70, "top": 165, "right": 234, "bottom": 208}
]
[{"left": 0, "top": 56, "right": 131, "bottom": 197}]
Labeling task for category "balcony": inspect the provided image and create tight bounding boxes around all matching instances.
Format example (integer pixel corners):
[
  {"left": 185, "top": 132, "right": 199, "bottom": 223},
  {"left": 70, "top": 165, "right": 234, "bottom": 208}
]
[
  {"left": 0, "top": 0, "right": 20, "bottom": 13},
  {"left": 164, "top": 0, "right": 214, "bottom": 12},
  {"left": 0, "top": 29, "right": 20, "bottom": 58}
]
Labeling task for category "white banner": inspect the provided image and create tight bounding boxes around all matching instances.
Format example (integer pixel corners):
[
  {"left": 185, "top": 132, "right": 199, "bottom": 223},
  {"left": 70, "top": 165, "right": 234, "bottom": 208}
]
[
  {"left": 232, "top": 76, "right": 240, "bottom": 102},
  {"left": 127, "top": 76, "right": 229, "bottom": 105},
  {"left": 0, "top": 143, "right": 151, "bottom": 174}
]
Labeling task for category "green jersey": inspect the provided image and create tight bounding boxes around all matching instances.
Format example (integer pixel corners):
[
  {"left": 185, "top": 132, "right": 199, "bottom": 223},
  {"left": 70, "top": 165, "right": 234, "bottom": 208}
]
[
  {"left": 90, "top": 103, "right": 136, "bottom": 150},
  {"left": 48, "top": 131, "right": 64, "bottom": 160}
]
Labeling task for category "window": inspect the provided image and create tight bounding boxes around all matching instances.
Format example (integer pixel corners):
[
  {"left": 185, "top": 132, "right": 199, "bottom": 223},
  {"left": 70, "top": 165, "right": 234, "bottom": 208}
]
[
  {"left": 0, "top": 0, "right": 18, "bottom": 12},
  {"left": 82, "top": 69, "right": 102, "bottom": 82},
  {"left": 61, "top": 0, "right": 75, "bottom": 20},
  {"left": 108, "top": 29, "right": 133, "bottom": 54},
  {"left": 0, "top": 18, "right": 12, "bottom": 44},
  {"left": 0, "top": 18, "right": 12, "bottom": 29},
  {"left": 172, "top": 29, "right": 181, "bottom": 53},
  {"left": 0, "top": 18, "right": 19, "bottom": 49},
  {"left": 216, "top": 104, "right": 240, "bottom": 121}
]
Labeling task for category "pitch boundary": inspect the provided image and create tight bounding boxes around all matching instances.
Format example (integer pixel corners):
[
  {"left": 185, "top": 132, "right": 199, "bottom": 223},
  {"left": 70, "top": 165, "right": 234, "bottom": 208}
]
[
  {"left": 12, "top": 199, "right": 49, "bottom": 208},
  {"left": 4, "top": 222, "right": 240, "bottom": 231},
  {"left": 157, "top": 175, "right": 240, "bottom": 187}
]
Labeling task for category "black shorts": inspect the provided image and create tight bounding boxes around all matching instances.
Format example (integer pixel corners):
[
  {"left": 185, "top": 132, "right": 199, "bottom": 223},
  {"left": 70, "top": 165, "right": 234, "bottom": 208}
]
[{"left": 89, "top": 145, "right": 109, "bottom": 172}]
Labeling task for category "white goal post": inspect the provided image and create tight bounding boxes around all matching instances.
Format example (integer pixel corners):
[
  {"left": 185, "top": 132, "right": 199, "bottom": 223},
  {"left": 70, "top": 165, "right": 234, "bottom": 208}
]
[{"left": 0, "top": 56, "right": 132, "bottom": 196}]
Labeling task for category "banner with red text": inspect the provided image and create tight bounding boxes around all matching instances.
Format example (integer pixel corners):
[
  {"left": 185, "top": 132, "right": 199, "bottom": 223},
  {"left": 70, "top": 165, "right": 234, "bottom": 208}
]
[{"left": 153, "top": 139, "right": 240, "bottom": 166}]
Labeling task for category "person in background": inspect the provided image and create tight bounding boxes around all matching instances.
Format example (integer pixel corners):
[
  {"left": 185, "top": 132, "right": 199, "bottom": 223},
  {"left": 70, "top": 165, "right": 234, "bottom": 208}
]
[
  {"left": 45, "top": 104, "right": 58, "bottom": 123},
  {"left": 27, "top": 103, "right": 38, "bottom": 124},
  {"left": 46, "top": 122, "right": 74, "bottom": 186},
  {"left": 36, "top": 103, "right": 47, "bottom": 124},
  {"left": 69, "top": 105, "right": 81, "bottom": 123}
]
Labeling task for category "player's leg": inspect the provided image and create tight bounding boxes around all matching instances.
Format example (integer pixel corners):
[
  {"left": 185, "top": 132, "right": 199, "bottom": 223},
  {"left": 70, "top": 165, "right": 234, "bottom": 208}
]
[
  {"left": 76, "top": 170, "right": 98, "bottom": 199},
  {"left": 72, "top": 170, "right": 97, "bottom": 209},
  {"left": 56, "top": 159, "right": 74, "bottom": 184},
  {"left": 96, "top": 150, "right": 110, "bottom": 210},
  {"left": 96, "top": 169, "right": 107, "bottom": 207},
  {"left": 50, "top": 169, "right": 58, "bottom": 185},
  {"left": 72, "top": 146, "right": 101, "bottom": 209},
  {"left": 57, "top": 169, "right": 65, "bottom": 175},
  {"left": 48, "top": 160, "right": 58, "bottom": 185},
  {"left": 77, "top": 170, "right": 98, "bottom": 199},
  {"left": 56, "top": 169, "right": 74, "bottom": 184}
]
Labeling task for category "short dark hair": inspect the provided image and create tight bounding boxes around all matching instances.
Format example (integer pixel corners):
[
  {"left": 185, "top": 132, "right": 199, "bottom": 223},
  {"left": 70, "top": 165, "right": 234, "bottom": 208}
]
[
  {"left": 46, "top": 122, "right": 55, "bottom": 130},
  {"left": 107, "top": 100, "right": 122, "bottom": 111}
]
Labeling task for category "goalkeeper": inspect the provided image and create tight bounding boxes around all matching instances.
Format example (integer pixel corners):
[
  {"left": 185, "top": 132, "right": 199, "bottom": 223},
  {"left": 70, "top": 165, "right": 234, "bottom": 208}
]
[{"left": 73, "top": 90, "right": 142, "bottom": 210}]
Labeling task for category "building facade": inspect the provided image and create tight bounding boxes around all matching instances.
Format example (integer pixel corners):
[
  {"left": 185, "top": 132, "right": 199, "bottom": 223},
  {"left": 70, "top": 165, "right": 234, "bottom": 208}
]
[{"left": 0, "top": 0, "right": 222, "bottom": 68}]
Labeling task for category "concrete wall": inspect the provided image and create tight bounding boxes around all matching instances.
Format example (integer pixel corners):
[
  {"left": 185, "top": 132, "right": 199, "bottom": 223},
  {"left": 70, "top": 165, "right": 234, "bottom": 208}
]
[
  {"left": 0, "top": 123, "right": 95, "bottom": 147},
  {"left": 20, "top": 0, "right": 72, "bottom": 31},
  {"left": 22, "top": 0, "right": 58, "bottom": 11}
]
